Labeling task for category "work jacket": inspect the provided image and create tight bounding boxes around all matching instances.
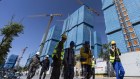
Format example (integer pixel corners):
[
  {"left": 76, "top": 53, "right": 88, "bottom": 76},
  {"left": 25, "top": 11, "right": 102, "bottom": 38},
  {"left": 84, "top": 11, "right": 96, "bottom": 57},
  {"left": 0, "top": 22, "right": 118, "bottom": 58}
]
[
  {"left": 80, "top": 47, "right": 92, "bottom": 65},
  {"left": 109, "top": 48, "right": 121, "bottom": 63},
  {"left": 63, "top": 48, "right": 75, "bottom": 66},
  {"left": 41, "top": 59, "right": 50, "bottom": 70},
  {"left": 52, "top": 41, "right": 64, "bottom": 61},
  {"left": 91, "top": 60, "right": 95, "bottom": 68},
  {"left": 29, "top": 55, "right": 40, "bottom": 68}
]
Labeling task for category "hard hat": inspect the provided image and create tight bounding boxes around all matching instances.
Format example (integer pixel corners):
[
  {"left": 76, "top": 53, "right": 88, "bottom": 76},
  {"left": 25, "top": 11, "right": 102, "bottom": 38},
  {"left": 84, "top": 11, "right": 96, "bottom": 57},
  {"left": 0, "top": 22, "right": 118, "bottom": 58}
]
[
  {"left": 61, "top": 33, "right": 67, "bottom": 39},
  {"left": 36, "top": 52, "right": 40, "bottom": 55},
  {"left": 92, "top": 56, "right": 94, "bottom": 58},
  {"left": 46, "top": 55, "right": 49, "bottom": 58},
  {"left": 111, "top": 40, "right": 116, "bottom": 45},
  {"left": 70, "top": 41, "right": 75, "bottom": 46}
]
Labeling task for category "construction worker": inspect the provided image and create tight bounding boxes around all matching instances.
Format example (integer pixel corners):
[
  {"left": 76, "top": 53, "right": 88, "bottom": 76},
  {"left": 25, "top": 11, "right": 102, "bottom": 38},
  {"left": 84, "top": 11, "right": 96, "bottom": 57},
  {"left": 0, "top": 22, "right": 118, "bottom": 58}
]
[
  {"left": 80, "top": 41, "right": 92, "bottom": 79},
  {"left": 39, "top": 55, "right": 50, "bottom": 79},
  {"left": 27, "top": 52, "right": 41, "bottom": 79},
  {"left": 109, "top": 41, "right": 125, "bottom": 79},
  {"left": 50, "top": 34, "right": 67, "bottom": 79},
  {"left": 91, "top": 56, "right": 95, "bottom": 79},
  {"left": 63, "top": 41, "right": 75, "bottom": 79}
]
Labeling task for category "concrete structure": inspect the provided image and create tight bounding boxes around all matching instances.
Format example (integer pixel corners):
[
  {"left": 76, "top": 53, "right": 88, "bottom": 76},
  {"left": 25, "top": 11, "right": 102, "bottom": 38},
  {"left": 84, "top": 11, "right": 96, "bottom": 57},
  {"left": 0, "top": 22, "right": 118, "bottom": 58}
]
[
  {"left": 4, "top": 54, "right": 18, "bottom": 69},
  {"left": 102, "top": 0, "right": 140, "bottom": 53},
  {"left": 62, "top": 5, "right": 102, "bottom": 58}
]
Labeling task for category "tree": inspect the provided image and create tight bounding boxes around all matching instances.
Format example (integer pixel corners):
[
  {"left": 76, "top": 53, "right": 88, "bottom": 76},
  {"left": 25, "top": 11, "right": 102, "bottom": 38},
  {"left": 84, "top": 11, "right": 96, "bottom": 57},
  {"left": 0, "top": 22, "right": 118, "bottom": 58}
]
[
  {"left": 0, "top": 21, "right": 24, "bottom": 64},
  {"left": 99, "top": 43, "right": 111, "bottom": 60}
]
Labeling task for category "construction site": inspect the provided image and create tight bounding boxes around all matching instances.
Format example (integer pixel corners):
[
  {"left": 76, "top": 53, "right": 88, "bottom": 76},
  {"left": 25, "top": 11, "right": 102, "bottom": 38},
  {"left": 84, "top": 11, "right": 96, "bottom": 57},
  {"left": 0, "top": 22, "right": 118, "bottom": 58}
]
[{"left": 0, "top": 0, "right": 140, "bottom": 79}]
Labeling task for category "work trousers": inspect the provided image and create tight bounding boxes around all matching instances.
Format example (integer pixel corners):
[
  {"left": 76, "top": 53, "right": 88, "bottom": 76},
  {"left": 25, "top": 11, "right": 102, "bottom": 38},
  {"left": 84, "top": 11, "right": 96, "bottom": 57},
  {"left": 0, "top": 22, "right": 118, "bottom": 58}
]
[
  {"left": 50, "top": 60, "right": 61, "bottom": 79},
  {"left": 27, "top": 66, "right": 36, "bottom": 79},
  {"left": 113, "top": 62, "right": 125, "bottom": 79},
  {"left": 39, "top": 68, "right": 47, "bottom": 79},
  {"left": 81, "top": 64, "right": 92, "bottom": 79},
  {"left": 91, "top": 68, "right": 95, "bottom": 79},
  {"left": 64, "top": 65, "right": 74, "bottom": 79}
]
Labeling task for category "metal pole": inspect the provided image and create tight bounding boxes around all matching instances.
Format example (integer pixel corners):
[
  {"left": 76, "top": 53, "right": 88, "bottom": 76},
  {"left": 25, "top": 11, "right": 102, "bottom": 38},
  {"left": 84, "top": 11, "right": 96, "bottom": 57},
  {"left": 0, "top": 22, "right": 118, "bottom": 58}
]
[{"left": 38, "top": 16, "right": 54, "bottom": 55}]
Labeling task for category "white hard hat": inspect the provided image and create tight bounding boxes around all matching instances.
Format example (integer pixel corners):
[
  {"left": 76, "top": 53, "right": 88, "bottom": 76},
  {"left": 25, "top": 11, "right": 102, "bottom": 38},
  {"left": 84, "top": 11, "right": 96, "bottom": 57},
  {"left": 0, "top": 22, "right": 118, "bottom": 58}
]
[
  {"left": 46, "top": 55, "right": 49, "bottom": 58},
  {"left": 36, "top": 52, "right": 40, "bottom": 55}
]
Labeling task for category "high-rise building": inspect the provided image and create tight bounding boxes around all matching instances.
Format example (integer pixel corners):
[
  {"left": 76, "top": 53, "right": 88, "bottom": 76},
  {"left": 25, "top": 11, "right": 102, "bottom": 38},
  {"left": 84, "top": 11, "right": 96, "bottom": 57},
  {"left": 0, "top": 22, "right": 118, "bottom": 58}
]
[
  {"left": 4, "top": 54, "right": 18, "bottom": 69},
  {"left": 62, "top": 5, "right": 102, "bottom": 58},
  {"left": 40, "top": 25, "right": 62, "bottom": 60},
  {"left": 25, "top": 25, "right": 62, "bottom": 66},
  {"left": 102, "top": 0, "right": 140, "bottom": 53}
]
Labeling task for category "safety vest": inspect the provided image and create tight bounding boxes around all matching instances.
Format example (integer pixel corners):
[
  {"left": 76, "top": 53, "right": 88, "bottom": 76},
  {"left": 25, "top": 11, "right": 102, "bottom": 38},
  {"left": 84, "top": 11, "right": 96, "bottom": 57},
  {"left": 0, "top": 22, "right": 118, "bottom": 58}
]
[
  {"left": 109, "top": 48, "right": 119, "bottom": 63},
  {"left": 92, "top": 60, "right": 95, "bottom": 68},
  {"left": 52, "top": 42, "right": 64, "bottom": 60}
]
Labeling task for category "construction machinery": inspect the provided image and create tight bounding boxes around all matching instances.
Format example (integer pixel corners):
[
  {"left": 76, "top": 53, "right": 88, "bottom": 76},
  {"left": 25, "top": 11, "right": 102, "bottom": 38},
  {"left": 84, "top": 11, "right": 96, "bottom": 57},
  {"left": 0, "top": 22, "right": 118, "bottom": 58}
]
[
  {"left": 15, "top": 47, "right": 28, "bottom": 69},
  {"left": 77, "top": 0, "right": 99, "bottom": 16}
]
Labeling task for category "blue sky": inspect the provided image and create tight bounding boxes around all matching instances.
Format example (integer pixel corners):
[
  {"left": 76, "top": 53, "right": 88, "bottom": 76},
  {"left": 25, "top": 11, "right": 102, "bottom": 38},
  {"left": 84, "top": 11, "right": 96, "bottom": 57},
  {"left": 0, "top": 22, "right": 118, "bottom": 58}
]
[{"left": 0, "top": 0, "right": 107, "bottom": 66}]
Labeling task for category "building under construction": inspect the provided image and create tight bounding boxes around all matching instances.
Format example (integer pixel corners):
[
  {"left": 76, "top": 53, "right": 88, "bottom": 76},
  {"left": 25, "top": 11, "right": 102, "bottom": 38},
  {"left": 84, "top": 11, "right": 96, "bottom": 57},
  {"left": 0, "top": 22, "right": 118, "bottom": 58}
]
[
  {"left": 25, "top": 5, "right": 102, "bottom": 66},
  {"left": 4, "top": 54, "right": 18, "bottom": 69},
  {"left": 102, "top": 0, "right": 140, "bottom": 76},
  {"left": 102, "top": 0, "right": 140, "bottom": 53},
  {"left": 62, "top": 5, "right": 102, "bottom": 58},
  {"left": 41, "top": 25, "right": 62, "bottom": 60}
]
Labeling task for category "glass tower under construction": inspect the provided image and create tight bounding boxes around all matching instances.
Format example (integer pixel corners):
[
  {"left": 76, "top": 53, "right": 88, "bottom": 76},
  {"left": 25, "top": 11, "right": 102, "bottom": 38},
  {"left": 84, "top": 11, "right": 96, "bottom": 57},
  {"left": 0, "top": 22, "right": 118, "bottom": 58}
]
[
  {"left": 102, "top": 0, "right": 140, "bottom": 53},
  {"left": 62, "top": 5, "right": 102, "bottom": 58}
]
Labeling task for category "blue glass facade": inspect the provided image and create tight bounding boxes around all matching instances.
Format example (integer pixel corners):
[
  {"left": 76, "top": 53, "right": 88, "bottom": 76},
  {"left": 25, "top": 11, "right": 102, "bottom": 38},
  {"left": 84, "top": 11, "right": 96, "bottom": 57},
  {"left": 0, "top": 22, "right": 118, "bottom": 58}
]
[
  {"left": 4, "top": 54, "right": 18, "bottom": 69},
  {"left": 102, "top": 0, "right": 140, "bottom": 53},
  {"left": 62, "top": 5, "right": 102, "bottom": 58},
  {"left": 94, "top": 31, "right": 102, "bottom": 58},
  {"left": 41, "top": 25, "right": 62, "bottom": 60}
]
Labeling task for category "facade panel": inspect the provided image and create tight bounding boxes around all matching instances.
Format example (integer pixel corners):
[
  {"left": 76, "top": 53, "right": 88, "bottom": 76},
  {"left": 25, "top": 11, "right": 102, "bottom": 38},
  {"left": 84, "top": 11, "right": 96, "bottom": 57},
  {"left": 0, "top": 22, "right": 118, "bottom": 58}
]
[
  {"left": 76, "top": 24, "right": 84, "bottom": 45},
  {"left": 107, "top": 30, "right": 127, "bottom": 53},
  {"left": 104, "top": 5, "right": 121, "bottom": 34},
  {"left": 102, "top": 0, "right": 114, "bottom": 10},
  {"left": 94, "top": 31, "right": 102, "bottom": 58},
  {"left": 41, "top": 25, "right": 62, "bottom": 59},
  {"left": 123, "top": 0, "right": 140, "bottom": 24},
  {"left": 134, "top": 25, "right": 140, "bottom": 43},
  {"left": 63, "top": 6, "right": 102, "bottom": 57}
]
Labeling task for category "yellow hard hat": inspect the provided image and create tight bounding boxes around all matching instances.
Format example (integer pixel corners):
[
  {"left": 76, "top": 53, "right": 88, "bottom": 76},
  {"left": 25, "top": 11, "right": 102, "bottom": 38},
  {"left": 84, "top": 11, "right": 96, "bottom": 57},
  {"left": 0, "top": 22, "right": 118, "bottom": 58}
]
[
  {"left": 61, "top": 33, "right": 67, "bottom": 39},
  {"left": 111, "top": 40, "right": 116, "bottom": 44}
]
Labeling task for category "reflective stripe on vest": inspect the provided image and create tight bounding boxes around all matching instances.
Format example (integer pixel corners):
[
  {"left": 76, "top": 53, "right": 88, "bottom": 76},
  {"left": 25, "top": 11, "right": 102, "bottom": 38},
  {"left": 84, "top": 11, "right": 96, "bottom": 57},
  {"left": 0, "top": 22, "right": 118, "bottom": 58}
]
[
  {"left": 52, "top": 43, "right": 64, "bottom": 60},
  {"left": 109, "top": 48, "right": 119, "bottom": 63},
  {"left": 92, "top": 60, "right": 95, "bottom": 68}
]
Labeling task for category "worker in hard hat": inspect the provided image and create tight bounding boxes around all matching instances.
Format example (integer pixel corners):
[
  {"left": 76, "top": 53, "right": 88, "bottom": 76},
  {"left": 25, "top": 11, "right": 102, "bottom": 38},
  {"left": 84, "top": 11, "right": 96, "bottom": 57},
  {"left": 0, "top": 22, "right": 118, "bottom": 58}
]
[
  {"left": 109, "top": 41, "right": 125, "bottom": 79},
  {"left": 39, "top": 55, "right": 50, "bottom": 79},
  {"left": 91, "top": 56, "right": 96, "bottom": 79},
  {"left": 27, "top": 52, "right": 41, "bottom": 79},
  {"left": 63, "top": 41, "right": 75, "bottom": 79},
  {"left": 50, "top": 33, "right": 67, "bottom": 79},
  {"left": 80, "top": 41, "right": 92, "bottom": 79}
]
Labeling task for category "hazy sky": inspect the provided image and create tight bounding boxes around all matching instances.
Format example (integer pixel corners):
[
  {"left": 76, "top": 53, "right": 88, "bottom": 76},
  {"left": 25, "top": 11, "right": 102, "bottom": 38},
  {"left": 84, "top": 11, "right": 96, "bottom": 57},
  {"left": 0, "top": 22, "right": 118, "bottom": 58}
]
[{"left": 0, "top": 0, "right": 107, "bottom": 66}]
